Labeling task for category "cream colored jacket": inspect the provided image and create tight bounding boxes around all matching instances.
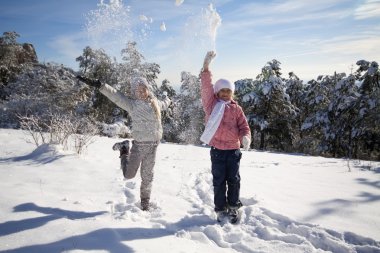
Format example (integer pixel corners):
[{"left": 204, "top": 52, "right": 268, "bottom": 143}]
[{"left": 99, "top": 84, "right": 171, "bottom": 142}]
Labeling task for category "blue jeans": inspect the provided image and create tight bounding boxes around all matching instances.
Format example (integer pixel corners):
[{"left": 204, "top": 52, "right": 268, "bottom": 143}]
[{"left": 210, "top": 147, "right": 242, "bottom": 212}]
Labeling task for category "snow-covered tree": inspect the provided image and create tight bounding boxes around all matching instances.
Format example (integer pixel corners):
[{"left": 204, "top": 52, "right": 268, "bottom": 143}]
[
  {"left": 0, "top": 63, "right": 91, "bottom": 128},
  {"left": 285, "top": 72, "right": 305, "bottom": 151},
  {"left": 325, "top": 73, "right": 360, "bottom": 158},
  {"left": 352, "top": 60, "right": 380, "bottom": 160},
  {"left": 298, "top": 65, "right": 380, "bottom": 160},
  {"left": 234, "top": 78, "right": 258, "bottom": 148},
  {"left": 76, "top": 46, "right": 122, "bottom": 124},
  {"left": 156, "top": 79, "right": 176, "bottom": 142},
  {"left": 0, "top": 32, "right": 20, "bottom": 75},
  {"left": 158, "top": 79, "right": 176, "bottom": 97},
  {"left": 118, "top": 41, "right": 160, "bottom": 90},
  {"left": 169, "top": 71, "right": 204, "bottom": 144},
  {"left": 238, "top": 60, "right": 298, "bottom": 151},
  {"left": 0, "top": 31, "right": 37, "bottom": 99},
  {"left": 76, "top": 46, "right": 117, "bottom": 85},
  {"left": 286, "top": 72, "right": 304, "bottom": 110},
  {"left": 300, "top": 74, "right": 337, "bottom": 155}
]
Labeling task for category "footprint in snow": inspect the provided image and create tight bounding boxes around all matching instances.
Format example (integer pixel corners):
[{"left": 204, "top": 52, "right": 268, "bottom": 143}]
[
  {"left": 180, "top": 171, "right": 380, "bottom": 253},
  {"left": 123, "top": 183, "right": 137, "bottom": 204}
]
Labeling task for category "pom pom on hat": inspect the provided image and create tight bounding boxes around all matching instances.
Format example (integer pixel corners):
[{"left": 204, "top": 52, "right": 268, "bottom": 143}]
[{"left": 214, "top": 78, "right": 234, "bottom": 94}]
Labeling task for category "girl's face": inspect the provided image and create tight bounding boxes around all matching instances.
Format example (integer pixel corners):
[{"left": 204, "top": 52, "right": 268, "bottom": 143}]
[
  {"left": 135, "top": 84, "right": 149, "bottom": 100},
  {"left": 217, "top": 88, "right": 233, "bottom": 101}
]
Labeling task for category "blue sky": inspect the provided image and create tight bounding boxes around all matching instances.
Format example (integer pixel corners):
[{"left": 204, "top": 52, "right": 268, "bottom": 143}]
[{"left": 1, "top": 0, "right": 379, "bottom": 87}]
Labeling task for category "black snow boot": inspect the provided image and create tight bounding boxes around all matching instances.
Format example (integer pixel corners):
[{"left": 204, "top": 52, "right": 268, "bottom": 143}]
[{"left": 112, "top": 140, "right": 131, "bottom": 158}]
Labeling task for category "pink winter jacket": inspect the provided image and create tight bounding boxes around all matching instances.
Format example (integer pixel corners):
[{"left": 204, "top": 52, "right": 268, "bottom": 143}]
[{"left": 201, "top": 70, "right": 251, "bottom": 150}]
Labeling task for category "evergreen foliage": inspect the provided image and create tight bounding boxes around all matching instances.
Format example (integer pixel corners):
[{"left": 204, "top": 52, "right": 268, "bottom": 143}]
[
  {"left": 0, "top": 31, "right": 37, "bottom": 99},
  {"left": 167, "top": 71, "right": 205, "bottom": 144},
  {"left": 235, "top": 60, "right": 298, "bottom": 151}
]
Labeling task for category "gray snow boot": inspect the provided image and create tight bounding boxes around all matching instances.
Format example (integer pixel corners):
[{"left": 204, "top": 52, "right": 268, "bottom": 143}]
[
  {"left": 216, "top": 210, "right": 228, "bottom": 222},
  {"left": 228, "top": 206, "right": 241, "bottom": 224}
]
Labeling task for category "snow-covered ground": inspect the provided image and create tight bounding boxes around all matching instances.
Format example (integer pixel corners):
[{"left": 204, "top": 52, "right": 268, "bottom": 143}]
[{"left": 0, "top": 128, "right": 379, "bottom": 253}]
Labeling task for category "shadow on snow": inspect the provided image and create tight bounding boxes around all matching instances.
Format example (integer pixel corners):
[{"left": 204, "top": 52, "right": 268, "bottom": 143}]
[
  {"left": 0, "top": 203, "right": 107, "bottom": 237},
  {"left": 0, "top": 144, "right": 66, "bottom": 165},
  {"left": 0, "top": 203, "right": 215, "bottom": 253}
]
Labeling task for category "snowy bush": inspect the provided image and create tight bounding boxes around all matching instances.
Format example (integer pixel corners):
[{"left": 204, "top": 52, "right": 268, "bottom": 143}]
[
  {"left": 18, "top": 112, "right": 99, "bottom": 154},
  {"left": 1, "top": 62, "right": 93, "bottom": 127},
  {"left": 101, "top": 120, "right": 131, "bottom": 138}
]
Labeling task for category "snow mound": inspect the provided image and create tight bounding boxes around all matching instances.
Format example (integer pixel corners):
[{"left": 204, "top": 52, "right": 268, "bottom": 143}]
[{"left": 0, "top": 143, "right": 68, "bottom": 164}]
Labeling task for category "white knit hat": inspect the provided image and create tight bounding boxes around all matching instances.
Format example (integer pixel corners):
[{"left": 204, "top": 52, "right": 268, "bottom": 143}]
[
  {"left": 214, "top": 78, "right": 234, "bottom": 94},
  {"left": 132, "top": 77, "right": 148, "bottom": 88},
  {"left": 131, "top": 77, "right": 149, "bottom": 94}
]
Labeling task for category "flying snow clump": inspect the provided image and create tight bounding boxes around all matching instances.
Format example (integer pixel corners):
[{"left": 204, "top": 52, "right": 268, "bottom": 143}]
[
  {"left": 160, "top": 22, "right": 166, "bottom": 31},
  {"left": 139, "top": 15, "right": 149, "bottom": 22},
  {"left": 175, "top": 0, "right": 184, "bottom": 6}
]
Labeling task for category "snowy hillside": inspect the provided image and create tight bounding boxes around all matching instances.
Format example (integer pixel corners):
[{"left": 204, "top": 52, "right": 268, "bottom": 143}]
[{"left": 0, "top": 128, "right": 379, "bottom": 253}]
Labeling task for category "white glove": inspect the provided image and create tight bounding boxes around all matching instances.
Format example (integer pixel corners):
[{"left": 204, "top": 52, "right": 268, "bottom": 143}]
[
  {"left": 203, "top": 51, "right": 216, "bottom": 70},
  {"left": 242, "top": 135, "right": 251, "bottom": 151}
]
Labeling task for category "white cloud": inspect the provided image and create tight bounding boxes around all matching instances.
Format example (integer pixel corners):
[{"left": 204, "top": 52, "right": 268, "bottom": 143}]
[
  {"left": 228, "top": 0, "right": 350, "bottom": 18},
  {"left": 354, "top": 0, "right": 380, "bottom": 19},
  {"left": 220, "top": 1, "right": 352, "bottom": 37},
  {"left": 49, "top": 36, "right": 81, "bottom": 59},
  {"left": 47, "top": 33, "right": 87, "bottom": 68},
  {"left": 319, "top": 35, "right": 380, "bottom": 57}
]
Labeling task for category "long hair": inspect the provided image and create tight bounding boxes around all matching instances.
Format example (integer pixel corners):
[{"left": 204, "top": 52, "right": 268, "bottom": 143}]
[{"left": 148, "top": 94, "right": 161, "bottom": 120}]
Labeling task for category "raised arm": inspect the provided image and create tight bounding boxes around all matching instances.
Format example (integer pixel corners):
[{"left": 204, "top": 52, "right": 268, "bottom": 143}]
[
  {"left": 202, "top": 51, "right": 216, "bottom": 72},
  {"left": 77, "top": 75, "right": 133, "bottom": 112},
  {"left": 200, "top": 51, "right": 217, "bottom": 116},
  {"left": 99, "top": 84, "right": 133, "bottom": 112}
]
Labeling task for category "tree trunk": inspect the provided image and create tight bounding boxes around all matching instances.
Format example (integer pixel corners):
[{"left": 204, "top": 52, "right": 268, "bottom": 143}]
[{"left": 260, "top": 131, "right": 265, "bottom": 150}]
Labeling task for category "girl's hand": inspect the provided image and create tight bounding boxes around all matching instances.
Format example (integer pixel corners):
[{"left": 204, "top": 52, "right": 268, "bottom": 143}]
[
  {"left": 203, "top": 51, "right": 216, "bottom": 71},
  {"left": 76, "top": 75, "right": 102, "bottom": 88},
  {"left": 242, "top": 135, "right": 251, "bottom": 151}
]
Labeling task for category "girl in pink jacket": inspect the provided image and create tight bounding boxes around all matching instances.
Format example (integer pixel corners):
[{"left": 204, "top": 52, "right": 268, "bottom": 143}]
[{"left": 200, "top": 51, "right": 251, "bottom": 223}]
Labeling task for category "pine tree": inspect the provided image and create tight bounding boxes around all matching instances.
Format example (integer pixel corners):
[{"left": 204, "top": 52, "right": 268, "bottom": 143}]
[
  {"left": 157, "top": 79, "right": 176, "bottom": 142},
  {"left": 353, "top": 60, "right": 380, "bottom": 160},
  {"left": 76, "top": 46, "right": 117, "bottom": 85},
  {"left": 326, "top": 73, "right": 360, "bottom": 158},
  {"left": 237, "top": 60, "right": 297, "bottom": 151},
  {"left": 301, "top": 75, "right": 335, "bottom": 155},
  {"left": 285, "top": 72, "right": 304, "bottom": 151},
  {"left": 170, "top": 71, "right": 204, "bottom": 144}
]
